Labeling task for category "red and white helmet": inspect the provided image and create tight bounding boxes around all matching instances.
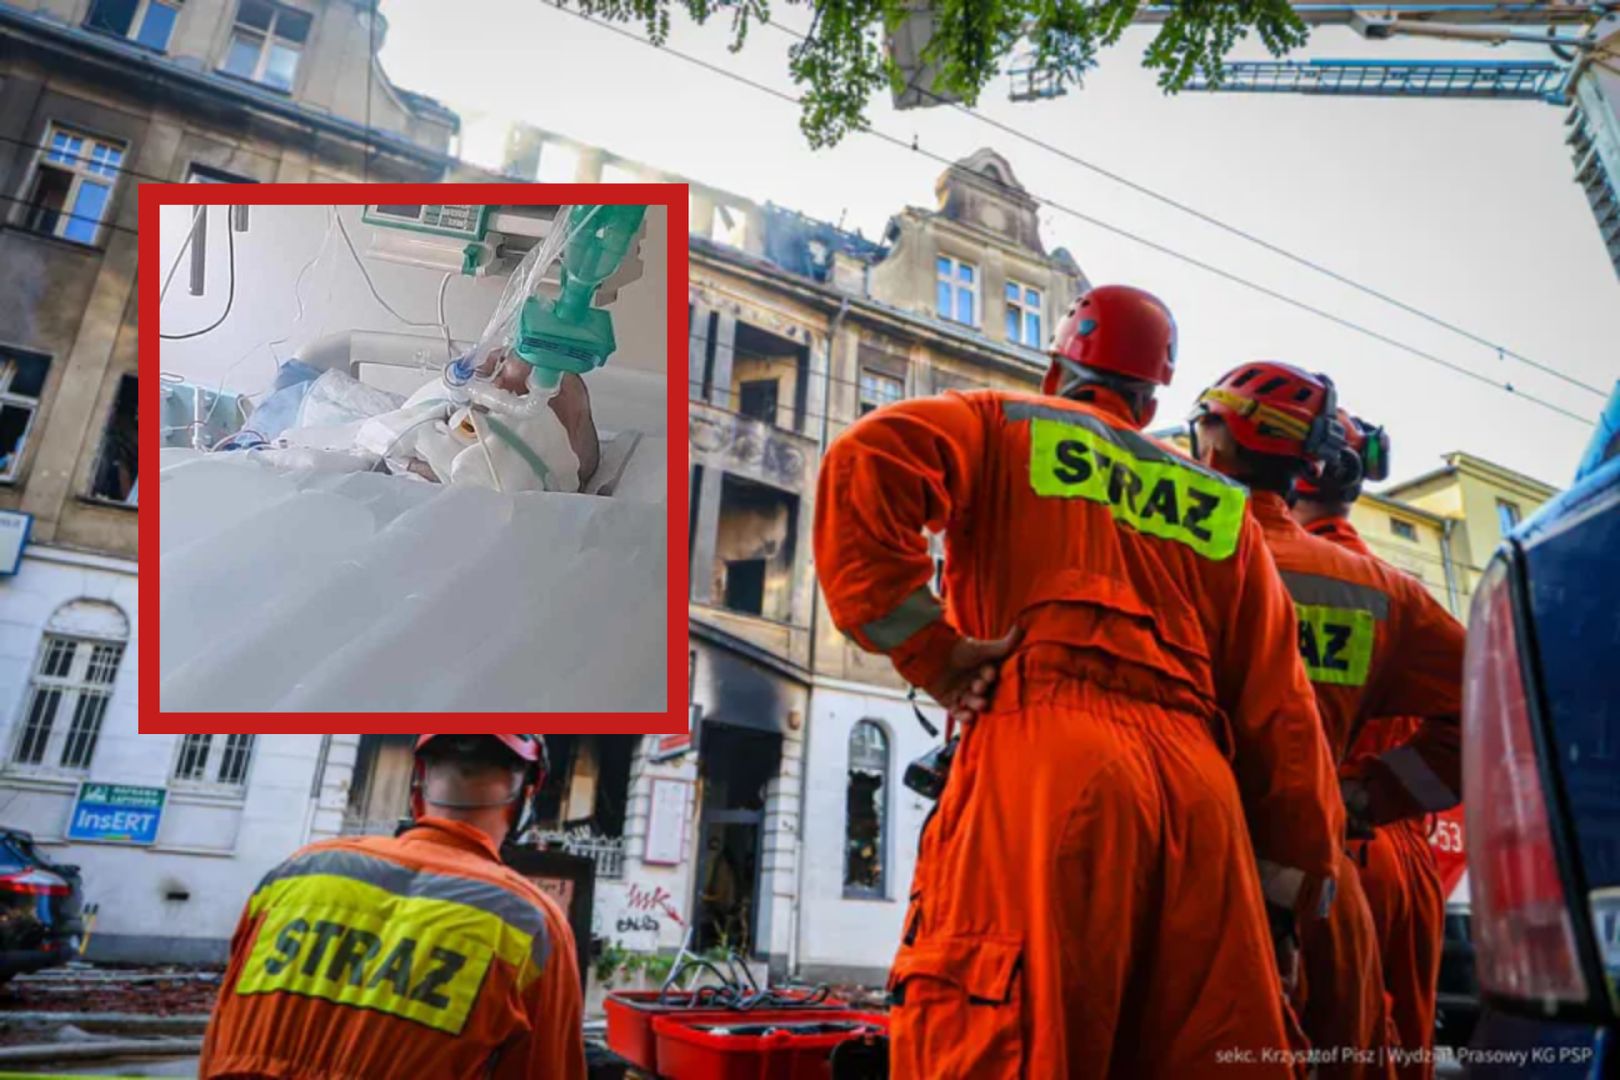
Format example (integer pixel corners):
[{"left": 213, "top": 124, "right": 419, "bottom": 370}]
[{"left": 1044, "top": 285, "right": 1178, "bottom": 398}]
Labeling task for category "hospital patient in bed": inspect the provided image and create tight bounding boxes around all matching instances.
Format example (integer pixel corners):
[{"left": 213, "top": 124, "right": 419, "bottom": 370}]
[{"left": 263, "top": 350, "right": 604, "bottom": 494}]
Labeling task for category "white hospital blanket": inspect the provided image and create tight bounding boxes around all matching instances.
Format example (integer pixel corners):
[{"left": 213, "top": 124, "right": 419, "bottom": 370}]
[{"left": 158, "top": 452, "right": 667, "bottom": 712}]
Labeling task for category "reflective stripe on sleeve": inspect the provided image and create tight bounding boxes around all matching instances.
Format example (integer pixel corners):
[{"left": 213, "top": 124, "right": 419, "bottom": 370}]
[
  {"left": 861, "top": 586, "right": 945, "bottom": 651},
  {"left": 1277, "top": 572, "right": 1391, "bottom": 620},
  {"left": 1379, "top": 745, "right": 1458, "bottom": 812}
]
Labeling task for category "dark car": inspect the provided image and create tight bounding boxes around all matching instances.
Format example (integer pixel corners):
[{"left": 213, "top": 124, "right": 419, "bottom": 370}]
[
  {"left": 1462, "top": 385, "right": 1620, "bottom": 1078},
  {"left": 0, "top": 827, "right": 85, "bottom": 982}
]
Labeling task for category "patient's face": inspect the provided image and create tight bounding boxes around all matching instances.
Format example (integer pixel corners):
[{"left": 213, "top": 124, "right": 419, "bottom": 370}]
[{"left": 483, "top": 349, "right": 600, "bottom": 486}]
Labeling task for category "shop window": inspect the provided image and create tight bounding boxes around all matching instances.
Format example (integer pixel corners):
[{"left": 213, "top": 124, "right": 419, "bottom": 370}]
[
  {"left": 935, "top": 255, "right": 978, "bottom": 327},
  {"left": 9, "top": 603, "right": 128, "bottom": 774},
  {"left": 1496, "top": 499, "right": 1522, "bottom": 536},
  {"left": 844, "top": 720, "right": 889, "bottom": 898},
  {"left": 86, "top": 0, "right": 182, "bottom": 51},
  {"left": 172, "top": 734, "right": 257, "bottom": 792},
  {"left": 89, "top": 375, "right": 138, "bottom": 506},
  {"left": 220, "top": 0, "right": 311, "bottom": 92},
  {"left": 858, "top": 370, "right": 903, "bottom": 418},
  {"left": 19, "top": 125, "right": 125, "bottom": 245},
  {"left": 0, "top": 348, "right": 51, "bottom": 484},
  {"left": 1005, "top": 281, "right": 1043, "bottom": 346},
  {"left": 1390, "top": 518, "right": 1418, "bottom": 542}
]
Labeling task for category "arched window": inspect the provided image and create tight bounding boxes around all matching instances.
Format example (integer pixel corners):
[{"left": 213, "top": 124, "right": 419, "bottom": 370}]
[
  {"left": 10, "top": 600, "right": 128, "bottom": 772},
  {"left": 844, "top": 720, "right": 889, "bottom": 898}
]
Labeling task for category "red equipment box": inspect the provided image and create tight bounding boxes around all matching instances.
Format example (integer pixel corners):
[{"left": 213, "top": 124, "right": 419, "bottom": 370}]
[
  {"left": 650, "top": 1010, "right": 888, "bottom": 1080},
  {"left": 603, "top": 990, "right": 845, "bottom": 1074}
]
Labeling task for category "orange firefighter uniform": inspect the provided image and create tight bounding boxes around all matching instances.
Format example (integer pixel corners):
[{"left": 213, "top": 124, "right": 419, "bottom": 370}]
[
  {"left": 815, "top": 387, "right": 1343, "bottom": 1079},
  {"left": 1193, "top": 364, "right": 1463, "bottom": 1080},
  {"left": 1307, "top": 514, "right": 1447, "bottom": 1080},
  {"left": 1249, "top": 493, "right": 1463, "bottom": 1080},
  {"left": 200, "top": 816, "right": 586, "bottom": 1080}
]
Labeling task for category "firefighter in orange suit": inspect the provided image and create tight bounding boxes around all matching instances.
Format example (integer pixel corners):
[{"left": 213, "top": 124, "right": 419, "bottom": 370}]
[
  {"left": 1291, "top": 414, "right": 1448, "bottom": 1080},
  {"left": 813, "top": 285, "right": 1344, "bottom": 1079},
  {"left": 201, "top": 734, "right": 586, "bottom": 1080},
  {"left": 1191, "top": 367, "right": 1465, "bottom": 1080}
]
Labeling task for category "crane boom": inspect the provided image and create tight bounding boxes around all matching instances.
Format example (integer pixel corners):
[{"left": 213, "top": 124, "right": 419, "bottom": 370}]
[{"left": 1183, "top": 58, "right": 1567, "bottom": 101}]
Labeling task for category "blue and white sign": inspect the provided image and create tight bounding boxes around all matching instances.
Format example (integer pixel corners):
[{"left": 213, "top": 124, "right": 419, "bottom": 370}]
[
  {"left": 66, "top": 783, "right": 167, "bottom": 845},
  {"left": 0, "top": 510, "right": 32, "bottom": 576}
]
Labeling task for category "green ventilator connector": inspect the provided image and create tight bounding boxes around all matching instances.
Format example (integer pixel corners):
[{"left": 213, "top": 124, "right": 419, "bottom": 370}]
[{"left": 514, "top": 204, "right": 648, "bottom": 390}]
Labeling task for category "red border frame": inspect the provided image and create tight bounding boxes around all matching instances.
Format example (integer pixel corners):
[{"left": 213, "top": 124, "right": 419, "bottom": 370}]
[{"left": 138, "top": 183, "right": 689, "bottom": 734}]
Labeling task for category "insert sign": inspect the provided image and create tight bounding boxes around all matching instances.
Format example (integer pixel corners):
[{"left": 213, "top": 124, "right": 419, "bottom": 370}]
[{"left": 66, "top": 783, "right": 167, "bottom": 845}]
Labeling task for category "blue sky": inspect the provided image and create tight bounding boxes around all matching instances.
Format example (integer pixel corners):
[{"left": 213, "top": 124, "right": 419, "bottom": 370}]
[{"left": 378, "top": 0, "right": 1618, "bottom": 489}]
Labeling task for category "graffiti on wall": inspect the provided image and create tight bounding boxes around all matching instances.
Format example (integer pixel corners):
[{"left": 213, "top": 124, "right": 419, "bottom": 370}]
[{"left": 594, "top": 880, "right": 686, "bottom": 950}]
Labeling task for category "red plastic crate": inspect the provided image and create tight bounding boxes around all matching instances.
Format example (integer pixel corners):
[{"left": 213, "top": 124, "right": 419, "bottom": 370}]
[
  {"left": 603, "top": 990, "right": 845, "bottom": 1074},
  {"left": 650, "top": 1009, "right": 888, "bottom": 1080}
]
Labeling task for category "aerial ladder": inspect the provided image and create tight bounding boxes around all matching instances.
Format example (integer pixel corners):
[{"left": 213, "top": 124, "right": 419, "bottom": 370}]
[{"left": 889, "top": 3, "right": 1620, "bottom": 279}]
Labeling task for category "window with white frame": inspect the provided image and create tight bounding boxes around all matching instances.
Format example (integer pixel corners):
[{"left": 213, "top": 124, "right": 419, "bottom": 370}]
[
  {"left": 1005, "top": 281, "right": 1043, "bottom": 346},
  {"left": 172, "top": 734, "right": 257, "bottom": 792},
  {"left": 935, "top": 255, "right": 978, "bottom": 326},
  {"left": 20, "top": 125, "right": 125, "bottom": 245},
  {"left": 858, "top": 369, "right": 904, "bottom": 418},
  {"left": 10, "top": 605, "right": 128, "bottom": 774},
  {"left": 0, "top": 348, "right": 51, "bottom": 484},
  {"left": 86, "top": 0, "right": 183, "bottom": 52},
  {"left": 220, "top": 0, "right": 312, "bottom": 92},
  {"left": 844, "top": 721, "right": 890, "bottom": 898}
]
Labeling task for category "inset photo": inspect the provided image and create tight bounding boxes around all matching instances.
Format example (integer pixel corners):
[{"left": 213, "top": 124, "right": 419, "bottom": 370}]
[{"left": 142, "top": 187, "right": 686, "bottom": 725}]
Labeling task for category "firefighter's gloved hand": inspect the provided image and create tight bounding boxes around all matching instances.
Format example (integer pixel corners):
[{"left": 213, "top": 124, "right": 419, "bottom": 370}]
[
  {"left": 923, "top": 628, "right": 1022, "bottom": 726},
  {"left": 1341, "top": 776, "right": 1376, "bottom": 841}
]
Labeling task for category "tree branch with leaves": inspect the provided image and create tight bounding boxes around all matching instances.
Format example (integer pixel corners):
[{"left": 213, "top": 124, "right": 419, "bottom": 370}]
[{"left": 566, "top": 0, "right": 1310, "bottom": 146}]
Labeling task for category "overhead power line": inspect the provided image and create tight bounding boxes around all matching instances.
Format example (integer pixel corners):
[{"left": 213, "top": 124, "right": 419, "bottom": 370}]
[
  {"left": 555, "top": 5, "right": 1597, "bottom": 427},
  {"left": 756, "top": 21, "right": 1608, "bottom": 401}
]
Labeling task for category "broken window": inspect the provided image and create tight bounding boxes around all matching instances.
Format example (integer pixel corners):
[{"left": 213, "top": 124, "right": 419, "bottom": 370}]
[
  {"left": 714, "top": 475, "right": 798, "bottom": 622},
  {"left": 738, "top": 378, "right": 779, "bottom": 424},
  {"left": 844, "top": 720, "right": 889, "bottom": 898},
  {"left": 712, "top": 203, "right": 748, "bottom": 249},
  {"left": 0, "top": 348, "right": 50, "bottom": 483},
  {"left": 172, "top": 734, "right": 256, "bottom": 791},
  {"left": 731, "top": 323, "right": 808, "bottom": 432},
  {"left": 858, "top": 369, "right": 903, "bottom": 417},
  {"left": 90, "top": 374, "right": 137, "bottom": 505},
  {"left": 11, "top": 621, "right": 126, "bottom": 774},
  {"left": 220, "top": 0, "right": 311, "bottom": 91},
  {"left": 86, "top": 0, "right": 182, "bottom": 51},
  {"left": 20, "top": 125, "right": 124, "bottom": 245}
]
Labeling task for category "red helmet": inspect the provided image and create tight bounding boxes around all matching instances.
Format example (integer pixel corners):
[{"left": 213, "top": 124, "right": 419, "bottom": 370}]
[
  {"left": 1191, "top": 361, "right": 1347, "bottom": 465},
  {"left": 410, "top": 734, "right": 549, "bottom": 833},
  {"left": 1295, "top": 410, "right": 1390, "bottom": 499},
  {"left": 414, "top": 733, "right": 546, "bottom": 768},
  {"left": 1044, "top": 285, "right": 1177, "bottom": 396}
]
